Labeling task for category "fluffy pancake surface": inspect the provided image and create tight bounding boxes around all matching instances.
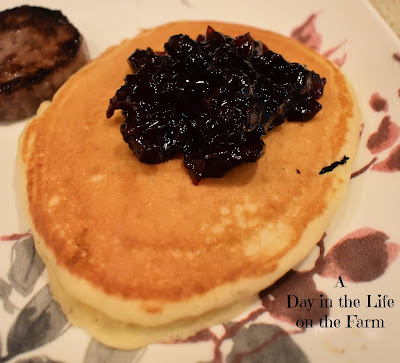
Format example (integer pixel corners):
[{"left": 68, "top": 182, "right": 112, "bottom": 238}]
[{"left": 18, "top": 21, "right": 360, "bottom": 348}]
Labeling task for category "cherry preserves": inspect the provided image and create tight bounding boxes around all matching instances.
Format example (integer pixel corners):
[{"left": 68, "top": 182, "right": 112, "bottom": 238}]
[{"left": 107, "top": 27, "right": 326, "bottom": 183}]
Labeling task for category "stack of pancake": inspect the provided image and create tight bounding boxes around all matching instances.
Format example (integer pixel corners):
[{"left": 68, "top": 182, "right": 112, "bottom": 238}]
[{"left": 17, "top": 21, "right": 360, "bottom": 349}]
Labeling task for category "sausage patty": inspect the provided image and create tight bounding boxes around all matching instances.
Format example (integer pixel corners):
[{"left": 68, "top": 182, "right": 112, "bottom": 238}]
[{"left": 0, "top": 5, "right": 89, "bottom": 121}]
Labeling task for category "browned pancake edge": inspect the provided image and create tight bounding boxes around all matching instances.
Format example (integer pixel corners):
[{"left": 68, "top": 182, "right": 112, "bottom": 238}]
[{"left": 18, "top": 21, "right": 360, "bottom": 334}]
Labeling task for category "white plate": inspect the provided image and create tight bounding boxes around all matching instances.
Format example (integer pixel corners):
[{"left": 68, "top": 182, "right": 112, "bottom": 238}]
[{"left": 1, "top": 0, "right": 400, "bottom": 362}]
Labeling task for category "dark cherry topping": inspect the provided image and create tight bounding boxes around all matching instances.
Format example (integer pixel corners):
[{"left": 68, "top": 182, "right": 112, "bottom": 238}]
[{"left": 107, "top": 27, "right": 326, "bottom": 183}]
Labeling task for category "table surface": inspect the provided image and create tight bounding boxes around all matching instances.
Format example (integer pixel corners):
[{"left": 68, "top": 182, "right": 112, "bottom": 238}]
[{"left": 370, "top": 0, "right": 400, "bottom": 37}]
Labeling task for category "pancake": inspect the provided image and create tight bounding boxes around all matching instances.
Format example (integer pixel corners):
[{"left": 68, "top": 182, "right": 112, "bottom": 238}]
[{"left": 17, "top": 21, "right": 360, "bottom": 349}]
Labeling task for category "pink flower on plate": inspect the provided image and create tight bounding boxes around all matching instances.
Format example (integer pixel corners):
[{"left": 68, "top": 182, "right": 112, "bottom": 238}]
[
  {"left": 291, "top": 12, "right": 347, "bottom": 67},
  {"left": 367, "top": 115, "right": 400, "bottom": 154},
  {"left": 369, "top": 92, "right": 389, "bottom": 112},
  {"left": 316, "top": 227, "right": 399, "bottom": 282},
  {"left": 372, "top": 144, "right": 400, "bottom": 172}
]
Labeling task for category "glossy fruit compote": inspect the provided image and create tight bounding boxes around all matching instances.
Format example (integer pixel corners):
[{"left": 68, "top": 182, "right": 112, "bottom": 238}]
[{"left": 107, "top": 26, "right": 326, "bottom": 183}]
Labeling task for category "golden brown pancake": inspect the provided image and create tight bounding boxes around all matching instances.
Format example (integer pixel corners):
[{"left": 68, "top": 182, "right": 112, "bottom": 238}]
[{"left": 17, "top": 21, "right": 360, "bottom": 348}]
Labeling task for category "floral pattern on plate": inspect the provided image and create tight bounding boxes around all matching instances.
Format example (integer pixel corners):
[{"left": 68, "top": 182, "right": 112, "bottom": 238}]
[{"left": 1, "top": 0, "right": 400, "bottom": 362}]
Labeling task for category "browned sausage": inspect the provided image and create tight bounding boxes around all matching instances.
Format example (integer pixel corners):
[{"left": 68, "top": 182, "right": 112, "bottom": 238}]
[{"left": 0, "top": 5, "right": 89, "bottom": 121}]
